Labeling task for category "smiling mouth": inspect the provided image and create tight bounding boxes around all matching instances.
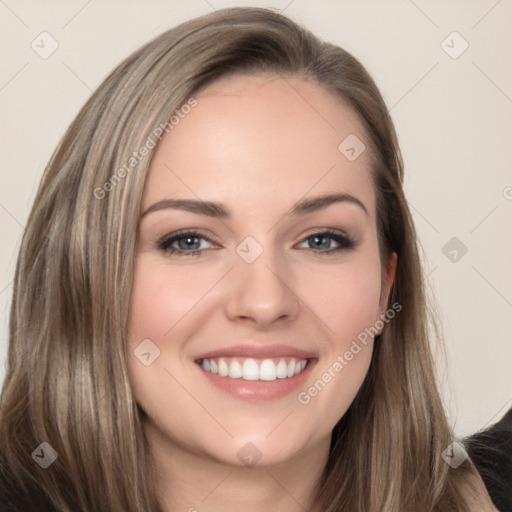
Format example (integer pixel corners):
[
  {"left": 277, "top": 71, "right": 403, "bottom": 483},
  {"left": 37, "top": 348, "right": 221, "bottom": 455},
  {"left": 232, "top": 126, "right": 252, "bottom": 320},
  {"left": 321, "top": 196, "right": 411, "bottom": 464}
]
[{"left": 197, "top": 356, "right": 310, "bottom": 381}]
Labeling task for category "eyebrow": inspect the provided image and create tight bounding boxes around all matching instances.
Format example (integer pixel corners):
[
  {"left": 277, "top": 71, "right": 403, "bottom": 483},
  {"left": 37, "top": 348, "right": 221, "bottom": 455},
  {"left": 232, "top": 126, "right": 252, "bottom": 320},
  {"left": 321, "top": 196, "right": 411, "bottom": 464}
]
[{"left": 140, "top": 192, "right": 368, "bottom": 219}]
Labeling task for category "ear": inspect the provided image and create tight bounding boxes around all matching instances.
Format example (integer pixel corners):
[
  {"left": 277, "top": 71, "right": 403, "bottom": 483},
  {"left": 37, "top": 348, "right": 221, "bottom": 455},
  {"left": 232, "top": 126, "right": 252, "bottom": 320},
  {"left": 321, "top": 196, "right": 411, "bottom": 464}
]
[{"left": 378, "top": 251, "right": 397, "bottom": 316}]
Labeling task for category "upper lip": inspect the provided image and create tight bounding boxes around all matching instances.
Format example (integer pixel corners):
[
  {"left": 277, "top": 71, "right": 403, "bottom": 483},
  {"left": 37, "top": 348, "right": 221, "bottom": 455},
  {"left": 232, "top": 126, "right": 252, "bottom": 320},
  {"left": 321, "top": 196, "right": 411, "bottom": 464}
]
[{"left": 195, "top": 343, "right": 317, "bottom": 361}]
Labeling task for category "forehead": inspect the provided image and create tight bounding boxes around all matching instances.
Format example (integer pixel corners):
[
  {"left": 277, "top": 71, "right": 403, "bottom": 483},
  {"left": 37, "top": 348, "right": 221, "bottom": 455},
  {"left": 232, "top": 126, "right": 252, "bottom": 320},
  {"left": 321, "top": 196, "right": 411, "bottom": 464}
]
[{"left": 143, "top": 73, "right": 375, "bottom": 219}]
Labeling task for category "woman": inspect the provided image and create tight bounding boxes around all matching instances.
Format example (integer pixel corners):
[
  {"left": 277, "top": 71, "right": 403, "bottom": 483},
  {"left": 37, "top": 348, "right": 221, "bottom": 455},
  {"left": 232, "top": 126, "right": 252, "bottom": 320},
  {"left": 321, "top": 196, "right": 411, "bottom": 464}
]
[{"left": 0, "top": 7, "right": 504, "bottom": 511}]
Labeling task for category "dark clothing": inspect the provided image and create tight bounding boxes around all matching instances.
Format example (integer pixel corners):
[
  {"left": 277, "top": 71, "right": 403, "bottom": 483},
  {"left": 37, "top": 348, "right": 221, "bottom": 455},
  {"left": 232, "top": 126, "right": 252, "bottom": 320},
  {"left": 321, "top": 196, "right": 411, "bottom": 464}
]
[{"left": 466, "top": 407, "right": 512, "bottom": 512}]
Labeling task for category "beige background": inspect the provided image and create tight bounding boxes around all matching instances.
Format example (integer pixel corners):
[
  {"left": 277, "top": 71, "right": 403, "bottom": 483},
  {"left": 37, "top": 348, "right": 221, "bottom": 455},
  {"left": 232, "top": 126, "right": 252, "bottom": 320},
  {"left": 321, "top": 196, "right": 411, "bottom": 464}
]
[{"left": 1, "top": 0, "right": 511, "bottom": 437}]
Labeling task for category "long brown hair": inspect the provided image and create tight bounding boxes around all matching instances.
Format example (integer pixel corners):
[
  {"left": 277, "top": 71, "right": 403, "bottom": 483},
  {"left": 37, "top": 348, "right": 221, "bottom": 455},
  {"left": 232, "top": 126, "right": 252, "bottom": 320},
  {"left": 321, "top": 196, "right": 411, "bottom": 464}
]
[{"left": 0, "top": 7, "right": 482, "bottom": 511}]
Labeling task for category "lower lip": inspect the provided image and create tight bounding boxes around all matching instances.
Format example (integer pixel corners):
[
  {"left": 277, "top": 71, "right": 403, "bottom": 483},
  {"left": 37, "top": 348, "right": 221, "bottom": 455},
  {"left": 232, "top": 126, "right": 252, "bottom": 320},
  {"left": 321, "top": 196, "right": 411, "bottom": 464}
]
[{"left": 197, "top": 360, "right": 316, "bottom": 402}]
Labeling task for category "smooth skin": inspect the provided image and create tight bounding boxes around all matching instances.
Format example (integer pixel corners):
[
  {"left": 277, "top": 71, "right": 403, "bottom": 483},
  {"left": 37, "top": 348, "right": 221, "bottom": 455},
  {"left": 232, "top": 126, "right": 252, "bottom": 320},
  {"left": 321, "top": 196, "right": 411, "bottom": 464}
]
[{"left": 127, "top": 74, "right": 493, "bottom": 511}]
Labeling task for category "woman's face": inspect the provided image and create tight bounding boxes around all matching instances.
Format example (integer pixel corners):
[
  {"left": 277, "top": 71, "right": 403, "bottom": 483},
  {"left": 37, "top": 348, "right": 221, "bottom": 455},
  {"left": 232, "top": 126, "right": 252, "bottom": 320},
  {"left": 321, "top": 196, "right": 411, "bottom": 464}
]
[{"left": 128, "top": 74, "right": 396, "bottom": 467}]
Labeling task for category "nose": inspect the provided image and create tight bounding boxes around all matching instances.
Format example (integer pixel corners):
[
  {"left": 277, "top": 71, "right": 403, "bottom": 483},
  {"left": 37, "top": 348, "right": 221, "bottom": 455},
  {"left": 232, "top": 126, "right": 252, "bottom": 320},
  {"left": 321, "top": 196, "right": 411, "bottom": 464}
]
[{"left": 224, "top": 247, "right": 300, "bottom": 329}]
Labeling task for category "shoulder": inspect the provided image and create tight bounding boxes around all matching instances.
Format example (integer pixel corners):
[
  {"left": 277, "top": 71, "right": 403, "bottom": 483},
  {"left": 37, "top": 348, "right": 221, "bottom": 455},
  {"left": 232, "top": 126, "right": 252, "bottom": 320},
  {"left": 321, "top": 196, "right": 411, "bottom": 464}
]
[{"left": 465, "top": 407, "right": 512, "bottom": 512}]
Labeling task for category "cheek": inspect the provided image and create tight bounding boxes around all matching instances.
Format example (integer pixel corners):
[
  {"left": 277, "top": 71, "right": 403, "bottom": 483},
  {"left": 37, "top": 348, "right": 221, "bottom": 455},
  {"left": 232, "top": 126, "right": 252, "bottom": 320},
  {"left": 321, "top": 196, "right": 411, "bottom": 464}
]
[
  {"left": 126, "top": 256, "right": 203, "bottom": 429},
  {"left": 292, "top": 254, "right": 382, "bottom": 422},
  {"left": 126, "top": 256, "right": 198, "bottom": 382},
  {"left": 296, "top": 253, "right": 383, "bottom": 347},
  {"left": 126, "top": 255, "right": 235, "bottom": 419},
  {"left": 127, "top": 256, "right": 220, "bottom": 343}
]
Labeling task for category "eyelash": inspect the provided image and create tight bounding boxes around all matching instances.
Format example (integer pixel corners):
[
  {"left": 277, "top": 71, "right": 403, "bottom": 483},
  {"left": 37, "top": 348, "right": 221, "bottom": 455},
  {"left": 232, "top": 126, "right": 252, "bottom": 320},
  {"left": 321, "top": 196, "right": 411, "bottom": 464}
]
[{"left": 156, "top": 229, "right": 356, "bottom": 257}]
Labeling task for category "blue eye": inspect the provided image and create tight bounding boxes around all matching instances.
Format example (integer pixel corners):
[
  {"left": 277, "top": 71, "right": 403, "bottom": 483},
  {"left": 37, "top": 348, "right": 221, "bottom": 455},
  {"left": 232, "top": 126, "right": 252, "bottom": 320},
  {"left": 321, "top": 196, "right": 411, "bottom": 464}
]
[
  {"left": 298, "top": 230, "right": 356, "bottom": 253},
  {"left": 157, "top": 230, "right": 215, "bottom": 256}
]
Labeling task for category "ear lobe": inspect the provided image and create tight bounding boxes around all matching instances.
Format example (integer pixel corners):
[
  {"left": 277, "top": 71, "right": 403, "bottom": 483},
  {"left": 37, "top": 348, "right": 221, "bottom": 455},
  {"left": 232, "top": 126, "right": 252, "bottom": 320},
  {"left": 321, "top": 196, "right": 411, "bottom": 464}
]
[{"left": 379, "top": 251, "right": 397, "bottom": 314}]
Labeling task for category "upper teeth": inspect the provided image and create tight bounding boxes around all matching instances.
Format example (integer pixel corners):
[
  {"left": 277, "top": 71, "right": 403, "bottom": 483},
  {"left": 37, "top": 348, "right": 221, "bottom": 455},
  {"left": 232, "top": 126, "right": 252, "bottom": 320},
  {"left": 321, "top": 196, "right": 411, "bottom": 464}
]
[{"left": 200, "top": 357, "right": 308, "bottom": 381}]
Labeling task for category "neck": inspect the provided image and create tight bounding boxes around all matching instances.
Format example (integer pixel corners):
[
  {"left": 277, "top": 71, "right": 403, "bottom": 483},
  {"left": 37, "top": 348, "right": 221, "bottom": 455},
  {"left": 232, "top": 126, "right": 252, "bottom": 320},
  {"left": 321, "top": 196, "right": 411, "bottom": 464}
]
[{"left": 145, "top": 421, "right": 330, "bottom": 512}]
